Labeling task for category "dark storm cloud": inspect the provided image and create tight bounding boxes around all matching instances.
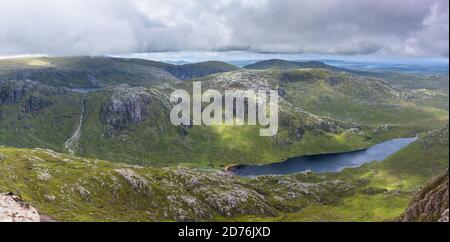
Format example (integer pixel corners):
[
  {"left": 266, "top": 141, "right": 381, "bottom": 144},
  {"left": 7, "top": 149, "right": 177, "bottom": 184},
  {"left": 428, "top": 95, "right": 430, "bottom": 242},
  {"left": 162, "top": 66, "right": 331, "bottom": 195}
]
[{"left": 0, "top": 0, "right": 448, "bottom": 57}]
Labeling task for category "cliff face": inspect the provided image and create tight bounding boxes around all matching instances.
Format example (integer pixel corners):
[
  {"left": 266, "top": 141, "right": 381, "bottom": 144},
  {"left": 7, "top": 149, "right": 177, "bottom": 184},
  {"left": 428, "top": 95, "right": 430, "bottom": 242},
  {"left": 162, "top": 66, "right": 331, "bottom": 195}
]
[
  {"left": 0, "top": 193, "right": 40, "bottom": 222},
  {"left": 102, "top": 85, "right": 152, "bottom": 133},
  {"left": 400, "top": 169, "right": 449, "bottom": 222},
  {"left": 0, "top": 80, "right": 31, "bottom": 104}
]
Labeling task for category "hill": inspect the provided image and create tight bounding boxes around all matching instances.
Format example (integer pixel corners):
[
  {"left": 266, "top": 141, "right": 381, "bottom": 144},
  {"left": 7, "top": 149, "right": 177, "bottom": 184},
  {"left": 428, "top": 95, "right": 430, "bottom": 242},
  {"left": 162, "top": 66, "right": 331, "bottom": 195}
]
[
  {"left": 0, "top": 57, "right": 240, "bottom": 88},
  {"left": 1, "top": 56, "right": 448, "bottom": 222},
  {"left": 0, "top": 56, "right": 178, "bottom": 88},
  {"left": 0, "top": 126, "right": 447, "bottom": 222},
  {"left": 244, "top": 59, "right": 344, "bottom": 71},
  {"left": 1, "top": 61, "right": 448, "bottom": 166},
  {"left": 165, "top": 61, "right": 240, "bottom": 80}
]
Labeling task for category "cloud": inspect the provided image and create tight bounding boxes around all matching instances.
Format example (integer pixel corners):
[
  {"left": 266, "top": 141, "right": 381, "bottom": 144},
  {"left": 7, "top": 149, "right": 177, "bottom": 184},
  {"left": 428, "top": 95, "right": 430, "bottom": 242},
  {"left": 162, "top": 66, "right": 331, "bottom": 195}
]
[
  {"left": 0, "top": 0, "right": 155, "bottom": 55},
  {"left": 0, "top": 0, "right": 448, "bottom": 57}
]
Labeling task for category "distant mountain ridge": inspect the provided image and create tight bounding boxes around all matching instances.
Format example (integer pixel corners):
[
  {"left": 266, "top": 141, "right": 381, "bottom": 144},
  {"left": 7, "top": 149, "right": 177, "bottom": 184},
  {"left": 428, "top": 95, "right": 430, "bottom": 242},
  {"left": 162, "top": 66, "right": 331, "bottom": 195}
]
[
  {"left": 0, "top": 56, "right": 448, "bottom": 167},
  {"left": 0, "top": 56, "right": 240, "bottom": 87},
  {"left": 164, "top": 61, "right": 239, "bottom": 80},
  {"left": 244, "top": 59, "right": 345, "bottom": 71}
]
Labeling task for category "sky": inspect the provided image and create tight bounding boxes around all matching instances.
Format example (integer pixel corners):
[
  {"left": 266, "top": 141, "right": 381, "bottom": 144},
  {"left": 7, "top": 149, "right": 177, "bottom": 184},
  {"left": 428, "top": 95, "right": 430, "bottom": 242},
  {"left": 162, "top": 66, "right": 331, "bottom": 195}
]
[{"left": 0, "top": 0, "right": 449, "bottom": 59}]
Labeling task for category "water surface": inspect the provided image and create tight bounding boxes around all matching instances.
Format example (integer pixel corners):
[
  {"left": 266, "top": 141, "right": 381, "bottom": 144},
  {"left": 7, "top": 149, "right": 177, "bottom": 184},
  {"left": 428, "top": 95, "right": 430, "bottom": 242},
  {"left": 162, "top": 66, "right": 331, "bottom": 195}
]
[{"left": 231, "top": 137, "right": 417, "bottom": 177}]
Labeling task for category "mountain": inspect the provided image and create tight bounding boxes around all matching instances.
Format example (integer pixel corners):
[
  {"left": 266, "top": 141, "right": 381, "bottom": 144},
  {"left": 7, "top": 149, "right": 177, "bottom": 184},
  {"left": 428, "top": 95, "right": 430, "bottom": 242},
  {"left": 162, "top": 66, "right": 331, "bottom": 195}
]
[
  {"left": 165, "top": 61, "right": 240, "bottom": 80},
  {"left": 1, "top": 58, "right": 448, "bottom": 166},
  {"left": 0, "top": 57, "right": 178, "bottom": 88},
  {"left": 0, "top": 56, "right": 449, "bottom": 222},
  {"left": 114, "top": 58, "right": 240, "bottom": 80},
  {"left": 0, "top": 57, "right": 239, "bottom": 88},
  {"left": 244, "top": 59, "right": 344, "bottom": 71}
]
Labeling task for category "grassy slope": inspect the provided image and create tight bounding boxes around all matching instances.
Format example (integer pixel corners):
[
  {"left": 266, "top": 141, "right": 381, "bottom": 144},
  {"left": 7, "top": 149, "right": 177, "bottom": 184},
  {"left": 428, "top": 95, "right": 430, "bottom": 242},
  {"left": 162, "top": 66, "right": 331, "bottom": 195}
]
[
  {"left": 278, "top": 69, "right": 448, "bottom": 137},
  {"left": 290, "top": 128, "right": 449, "bottom": 222},
  {"left": 166, "top": 61, "right": 240, "bottom": 80},
  {"left": 1, "top": 67, "right": 448, "bottom": 167},
  {"left": 0, "top": 57, "right": 241, "bottom": 87},
  {"left": 0, "top": 126, "right": 447, "bottom": 222},
  {"left": 78, "top": 90, "right": 374, "bottom": 167},
  {"left": 0, "top": 146, "right": 353, "bottom": 221},
  {"left": 74, "top": 79, "right": 378, "bottom": 167},
  {"left": 224, "top": 126, "right": 449, "bottom": 222},
  {"left": 0, "top": 89, "right": 82, "bottom": 150},
  {"left": 244, "top": 59, "right": 343, "bottom": 72}
]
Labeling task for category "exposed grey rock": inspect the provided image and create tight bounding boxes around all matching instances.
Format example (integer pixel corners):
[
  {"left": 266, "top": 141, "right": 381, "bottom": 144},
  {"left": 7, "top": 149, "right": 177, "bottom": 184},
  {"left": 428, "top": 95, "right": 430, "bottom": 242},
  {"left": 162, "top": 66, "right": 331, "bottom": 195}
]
[
  {"left": 0, "top": 193, "right": 40, "bottom": 222},
  {"left": 102, "top": 85, "right": 152, "bottom": 133},
  {"left": 166, "top": 168, "right": 277, "bottom": 219},
  {"left": 0, "top": 80, "right": 31, "bottom": 104},
  {"left": 114, "top": 168, "right": 149, "bottom": 191},
  {"left": 23, "top": 94, "right": 52, "bottom": 114},
  {"left": 35, "top": 167, "right": 52, "bottom": 181},
  {"left": 400, "top": 169, "right": 449, "bottom": 222},
  {"left": 438, "top": 209, "right": 449, "bottom": 222},
  {"left": 44, "top": 194, "right": 56, "bottom": 201}
]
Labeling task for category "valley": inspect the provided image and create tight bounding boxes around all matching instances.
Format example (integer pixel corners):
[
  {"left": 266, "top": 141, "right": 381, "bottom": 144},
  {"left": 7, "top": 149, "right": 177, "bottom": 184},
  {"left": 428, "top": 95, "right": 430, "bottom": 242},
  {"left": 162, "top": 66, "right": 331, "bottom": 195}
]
[
  {"left": 0, "top": 56, "right": 448, "bottom": 222},
  {"left": 0, "top": 125, "right": 447, "bottom": 221},
  {"left": 1, "top": 57, "right": 448, "bottom": 167},
  {"left": 64, "top": 94, "right": 86, "bottom": 155}
]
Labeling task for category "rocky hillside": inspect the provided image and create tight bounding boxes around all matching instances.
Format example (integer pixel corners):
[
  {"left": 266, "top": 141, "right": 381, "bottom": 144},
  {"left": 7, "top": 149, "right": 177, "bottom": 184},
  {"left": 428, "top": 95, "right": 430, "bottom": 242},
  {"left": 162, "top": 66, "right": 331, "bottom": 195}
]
[
  {"left": 0, "top": 59, "right": 448, "bottom": 167},
  {"left": 165, "top": 61, "right": 240, "bottom": 80},
  {"left": 244, "top": 59, "right": 344, "bottom": 71},
  {"left": 0, "top": 146, "right": 354, "bottom": 221},
  {"left": 0, "top": 57, "right": 241, "bottom": 88},
  {"left": 399, "top": 169, "right": 449, "bottom": 222},
  {"left": 0, "top": 57, "right": 179, "bottom": 88},
  {"left": 1, "top": 56, "right": 448, "bottom": 222},
  {"left": 0, "top": 126, "right": 448, "bottom": 222}
]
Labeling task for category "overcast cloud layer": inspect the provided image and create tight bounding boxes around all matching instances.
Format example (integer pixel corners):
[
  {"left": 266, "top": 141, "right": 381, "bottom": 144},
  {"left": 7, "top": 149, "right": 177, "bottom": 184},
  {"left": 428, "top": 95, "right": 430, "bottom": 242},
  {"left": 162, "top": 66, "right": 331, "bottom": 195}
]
[{"left": 0, "top": 0, "right": 448, "bottom": 57}]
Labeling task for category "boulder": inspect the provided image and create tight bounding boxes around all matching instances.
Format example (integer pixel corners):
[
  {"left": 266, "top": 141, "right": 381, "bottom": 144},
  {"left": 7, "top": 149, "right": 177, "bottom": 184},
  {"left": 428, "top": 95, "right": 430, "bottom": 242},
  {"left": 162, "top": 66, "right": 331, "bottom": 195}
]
[{"left": 0, "top": 193, "right": 40, "bottom": 222}]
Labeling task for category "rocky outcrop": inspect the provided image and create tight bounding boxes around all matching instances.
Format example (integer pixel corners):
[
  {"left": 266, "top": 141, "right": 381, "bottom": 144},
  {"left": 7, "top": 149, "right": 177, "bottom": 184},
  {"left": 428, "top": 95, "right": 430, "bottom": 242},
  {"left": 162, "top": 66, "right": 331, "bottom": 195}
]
[
  {"left": 102, "top": 85, "right": 152, "bottom": 133},
  {"left": 114, "top": 168, "right": 149, "bottom": 191},
  {"left": 166, "top": 169, "right": 278, "bottom": 220},
  {"left": 0, "top": 193, "right": 40, "bottom": 222},
  {"left": 399, "top": 169, "right": 449, "bottom": 222},
  {"left": 23, "top": 94, "right": 52, "bottom": 114},
  {"left": 0, "top": 80, "right": 54, "bottom": 115},
  {"left": 439, "top": 209, "right": 449, "bottom": 222},
  {"left": 0, "top": 80, "right": 31, "bottom": 104}
]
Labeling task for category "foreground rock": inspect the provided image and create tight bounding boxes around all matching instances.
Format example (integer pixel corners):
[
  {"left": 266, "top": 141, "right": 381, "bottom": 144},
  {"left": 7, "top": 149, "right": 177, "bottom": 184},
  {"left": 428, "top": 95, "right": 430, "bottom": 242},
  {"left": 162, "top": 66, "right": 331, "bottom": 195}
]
[
  {"left": 399, "top": 169, "right": 449, "bottom": 222},
  {"left": 0, "top": 193, "right": 40, "bottom": 222},
  {"left": 0, "top": 146, "right": 358, "bottom": 222}
]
